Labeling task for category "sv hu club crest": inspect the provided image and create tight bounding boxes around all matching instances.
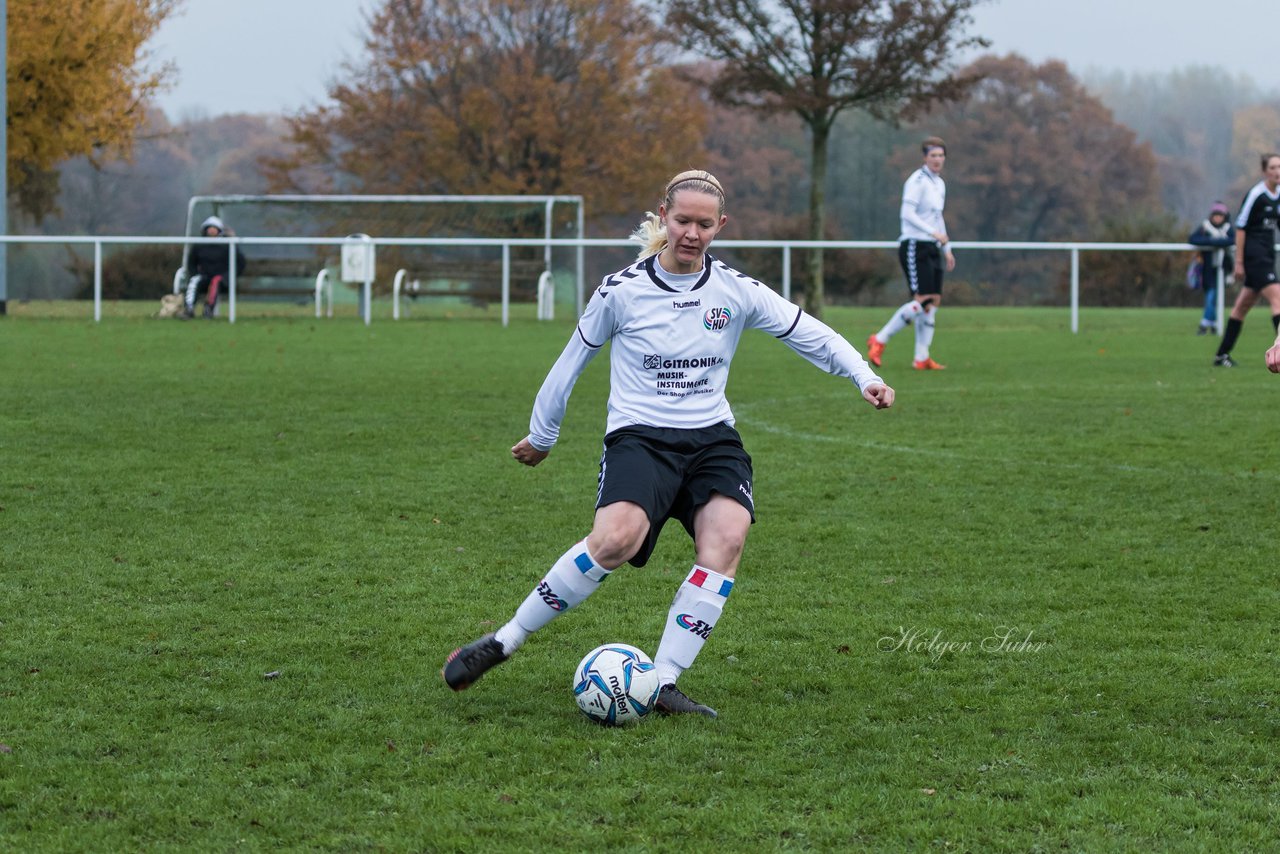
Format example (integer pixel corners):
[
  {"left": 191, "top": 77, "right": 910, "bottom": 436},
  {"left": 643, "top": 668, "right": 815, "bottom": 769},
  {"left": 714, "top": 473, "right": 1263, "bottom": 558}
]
[{"left": 703, "top": 307, "right": 732, "bottom": 331}]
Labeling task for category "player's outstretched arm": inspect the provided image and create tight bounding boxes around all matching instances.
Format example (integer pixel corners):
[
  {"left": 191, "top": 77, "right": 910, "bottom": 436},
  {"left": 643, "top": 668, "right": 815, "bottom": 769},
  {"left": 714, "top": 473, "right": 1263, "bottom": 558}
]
[
  {"left": 862, "top": 383, "right": 895, "bottom": 410},
  {"left": 512, "top": 437, "right": 550, "bottom": 467}
]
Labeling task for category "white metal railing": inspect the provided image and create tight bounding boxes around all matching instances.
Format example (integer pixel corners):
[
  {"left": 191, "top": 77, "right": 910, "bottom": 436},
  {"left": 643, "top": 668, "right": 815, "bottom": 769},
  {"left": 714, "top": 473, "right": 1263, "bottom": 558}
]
[
  {"left": 536, "top": 270, "right": 555, "bottom": 321},
  {"left": 0, "top": 234, "right": 1230, "bottom": 333},
  {"left": 392, "top": 268, "right": 410, "bottom": 320},
  {"left": 314, "top": 269, "right": 333, "bottom": 318}
]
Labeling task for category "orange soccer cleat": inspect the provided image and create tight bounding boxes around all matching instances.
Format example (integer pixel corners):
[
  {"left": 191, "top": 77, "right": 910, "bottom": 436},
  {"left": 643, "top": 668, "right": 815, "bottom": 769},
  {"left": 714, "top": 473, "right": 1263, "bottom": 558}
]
[
  {"left": 913, "top": 358, "right": 947, "bottom": 371},
  {"left": 865, "top": 335, "right": 885, "bottom": 367}
]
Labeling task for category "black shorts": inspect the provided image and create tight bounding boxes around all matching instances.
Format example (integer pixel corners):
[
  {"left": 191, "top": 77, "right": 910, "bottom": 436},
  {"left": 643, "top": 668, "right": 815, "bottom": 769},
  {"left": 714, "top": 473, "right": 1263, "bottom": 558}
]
[
  {"left": 899, "top": 239, "right": 944, "bottom": 297},
  {"left": 596, "top": 423, "right": 755, "bottom": 567},
  {"left": 1242, "top": 257, "right": 1279, "bottom": 291}
]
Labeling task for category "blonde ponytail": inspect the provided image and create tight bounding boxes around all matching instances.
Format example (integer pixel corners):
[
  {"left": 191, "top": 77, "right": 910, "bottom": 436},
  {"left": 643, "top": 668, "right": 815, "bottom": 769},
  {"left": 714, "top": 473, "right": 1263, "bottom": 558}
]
[{"left": 630, "top": 211, "right": 667, "bottom": 259}]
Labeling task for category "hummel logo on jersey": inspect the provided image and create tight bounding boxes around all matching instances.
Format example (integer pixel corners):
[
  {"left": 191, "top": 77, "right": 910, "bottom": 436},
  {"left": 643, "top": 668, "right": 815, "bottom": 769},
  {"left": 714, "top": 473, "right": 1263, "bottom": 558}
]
[
  {"left": 673, "top": 299, "right": 701, "bottom": 309},
  {"left": 644, "top": 354, "right": 662, "bottom": 370},
  {"left": 703, "top": 307, "right": 732, "bottom": 331},
  {"left": 676, "top": 614, "right": 714, "bottom": 639},
  {"left": 537, "top": 580, "right": 567, "bottom": 611}
]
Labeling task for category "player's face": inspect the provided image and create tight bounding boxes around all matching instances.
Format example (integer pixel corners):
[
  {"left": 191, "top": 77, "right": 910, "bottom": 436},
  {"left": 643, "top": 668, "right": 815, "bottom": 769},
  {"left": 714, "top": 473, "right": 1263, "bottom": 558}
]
[
  {"left": 660, "top": 190, "right": 726, "bottom": 273},
  {"left": 1266, "top": 157, "right": 1280, "bottom": 188},
  {"left": 924, "top": 147, "right": 946, "bottom": 174}
]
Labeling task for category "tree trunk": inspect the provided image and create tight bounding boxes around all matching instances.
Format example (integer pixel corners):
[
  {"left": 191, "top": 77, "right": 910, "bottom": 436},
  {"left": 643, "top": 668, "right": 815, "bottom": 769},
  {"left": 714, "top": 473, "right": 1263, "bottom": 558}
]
[{"left": 805, "top": 121, "right": 831, "bottom": 319}]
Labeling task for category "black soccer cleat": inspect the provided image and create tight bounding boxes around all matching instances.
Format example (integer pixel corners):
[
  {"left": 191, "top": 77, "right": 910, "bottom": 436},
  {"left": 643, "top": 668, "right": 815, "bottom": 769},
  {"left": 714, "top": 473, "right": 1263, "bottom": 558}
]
[
  {"left": 1214, "top": 354, "right": 1237, "bottom": 367},
  {"left": 655, "top": 683, "right": 718, "bottom": 718},
  {"left": 441, "top": 633, "right": 509, "bottom": 691}
]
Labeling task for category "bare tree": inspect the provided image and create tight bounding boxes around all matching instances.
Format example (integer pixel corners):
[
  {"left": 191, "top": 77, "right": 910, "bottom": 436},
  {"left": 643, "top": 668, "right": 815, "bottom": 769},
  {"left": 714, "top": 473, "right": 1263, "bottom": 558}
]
[{"left": 662, "top": 0, "right": 987, "bottom": 316}]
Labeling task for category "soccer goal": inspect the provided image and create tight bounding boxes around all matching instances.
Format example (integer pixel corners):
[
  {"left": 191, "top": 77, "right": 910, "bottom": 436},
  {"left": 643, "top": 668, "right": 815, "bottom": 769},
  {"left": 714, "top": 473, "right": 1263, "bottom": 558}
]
[{"left": 180, "top": 194, "right": 585, "bottom": 319}]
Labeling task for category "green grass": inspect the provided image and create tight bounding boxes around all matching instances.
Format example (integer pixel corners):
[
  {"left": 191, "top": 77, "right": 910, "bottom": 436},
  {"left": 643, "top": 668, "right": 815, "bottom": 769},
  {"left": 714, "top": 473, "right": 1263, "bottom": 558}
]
[{"left": 2, "top": 305, "right": 1279, "bottom": 852}]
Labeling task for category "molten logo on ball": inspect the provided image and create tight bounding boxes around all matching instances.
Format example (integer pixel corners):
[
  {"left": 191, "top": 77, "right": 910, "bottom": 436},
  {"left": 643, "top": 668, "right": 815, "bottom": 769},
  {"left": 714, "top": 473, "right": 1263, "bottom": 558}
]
[{"left": 572, "top": 643, "right": 660, "bottom": 726}]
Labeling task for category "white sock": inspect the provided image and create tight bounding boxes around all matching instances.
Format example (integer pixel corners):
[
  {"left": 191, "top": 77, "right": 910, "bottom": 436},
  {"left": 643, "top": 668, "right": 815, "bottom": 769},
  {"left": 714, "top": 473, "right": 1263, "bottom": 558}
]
[
  {"left": 875, "top": 300, "right": 921, "bottom": 343},
  {"left": 653, "top": 565, "right": 734, "bottom": 686},
  {"left": 914, "top": 306, "right": 936, "bottom": 362},
  {"left": 184, "top": 274, "right": 201, "bottom": 310},
  {"left": 494, "top": 541, "right": 610, "bottom": 654}
]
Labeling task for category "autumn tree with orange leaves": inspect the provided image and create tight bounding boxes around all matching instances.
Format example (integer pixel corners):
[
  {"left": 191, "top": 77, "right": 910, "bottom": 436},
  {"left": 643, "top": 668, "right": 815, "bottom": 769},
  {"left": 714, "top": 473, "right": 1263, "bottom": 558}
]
[
  {"left": 7, "top": 0, "right": 177, "bottom": 219},
  {"left": 268, "top": 0, "right": 705, "bottom": 224}
]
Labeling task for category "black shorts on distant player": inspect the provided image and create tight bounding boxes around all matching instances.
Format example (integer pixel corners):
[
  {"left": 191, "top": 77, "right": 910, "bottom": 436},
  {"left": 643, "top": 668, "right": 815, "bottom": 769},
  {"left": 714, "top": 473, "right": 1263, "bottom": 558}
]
[
  {"left": 899, "top": 239, "right": 944, "bottom": 299},
  {"left": 1241, "top": 258, "right": 1279, "bottom": 291}
]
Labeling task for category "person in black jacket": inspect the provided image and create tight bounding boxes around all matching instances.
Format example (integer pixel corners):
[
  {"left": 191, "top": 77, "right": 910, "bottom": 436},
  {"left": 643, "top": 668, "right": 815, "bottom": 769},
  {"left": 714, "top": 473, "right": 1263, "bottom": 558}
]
[
  {"left": 181, "top": 216, "right": 246, "bottom": 319},
  {"left": 1188, "top": 202, "right": 1234, "bottom": 335}
]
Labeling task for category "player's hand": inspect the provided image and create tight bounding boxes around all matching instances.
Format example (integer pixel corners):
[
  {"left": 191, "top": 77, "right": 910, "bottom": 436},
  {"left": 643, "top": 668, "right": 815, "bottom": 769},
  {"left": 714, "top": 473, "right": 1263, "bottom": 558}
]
[
  {"left": 862, "top": 383, "right": 895, "bottom": 410},
  {"left": 512, "top": 437, "right": 550, "bottom": 466},
  {"left": 1267, "top": 342, "right": 1280, "bottom": 373}
]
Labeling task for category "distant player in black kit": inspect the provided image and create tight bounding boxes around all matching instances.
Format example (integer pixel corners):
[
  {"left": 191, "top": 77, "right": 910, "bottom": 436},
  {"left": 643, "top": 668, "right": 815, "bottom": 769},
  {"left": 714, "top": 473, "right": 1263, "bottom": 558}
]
[
  {"left": 1214, "top": 153, "right": 1280, "bottom": 367},
  {"left": 442, "top": 170, "right": 895, "bottom": 717},
  {"left": 867, "top": 136, "right": 955, "bottom": 371}
]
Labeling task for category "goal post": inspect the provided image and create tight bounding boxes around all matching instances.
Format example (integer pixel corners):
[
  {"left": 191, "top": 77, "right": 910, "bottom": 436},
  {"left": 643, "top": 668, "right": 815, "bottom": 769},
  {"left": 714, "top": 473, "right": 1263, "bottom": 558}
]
[{"left": 180, "top": 194, "right": 585, "bottom": 316}]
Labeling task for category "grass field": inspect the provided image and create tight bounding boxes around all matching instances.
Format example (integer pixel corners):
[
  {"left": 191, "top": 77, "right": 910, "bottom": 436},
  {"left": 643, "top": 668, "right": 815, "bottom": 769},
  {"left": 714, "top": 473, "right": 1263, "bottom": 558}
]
[{"left": 2, "top": 304, "right": 1278, "bottom": 852}]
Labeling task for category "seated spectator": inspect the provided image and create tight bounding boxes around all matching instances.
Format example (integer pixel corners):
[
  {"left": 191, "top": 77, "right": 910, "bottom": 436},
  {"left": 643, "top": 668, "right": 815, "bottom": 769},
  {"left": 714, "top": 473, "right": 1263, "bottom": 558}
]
[{"left": 182, "top": 216, "right": 245, "bottom": 319}]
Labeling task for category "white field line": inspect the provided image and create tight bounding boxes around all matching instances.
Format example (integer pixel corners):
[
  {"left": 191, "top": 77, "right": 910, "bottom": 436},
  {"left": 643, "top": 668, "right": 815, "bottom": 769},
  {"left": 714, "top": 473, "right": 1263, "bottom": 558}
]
[{"left": 732, "top": 395, "right": 1280, "bottom": 482}]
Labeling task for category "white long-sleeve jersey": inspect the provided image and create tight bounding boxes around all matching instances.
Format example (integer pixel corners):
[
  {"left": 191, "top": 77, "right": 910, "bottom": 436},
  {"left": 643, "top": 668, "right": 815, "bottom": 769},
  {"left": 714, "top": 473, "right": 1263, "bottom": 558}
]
[
  {"left": 526, "top": 253, "right": 885, "bottom": 451},
  {"left": 898, "top": 166, "right": 948, "bottom": 244}
]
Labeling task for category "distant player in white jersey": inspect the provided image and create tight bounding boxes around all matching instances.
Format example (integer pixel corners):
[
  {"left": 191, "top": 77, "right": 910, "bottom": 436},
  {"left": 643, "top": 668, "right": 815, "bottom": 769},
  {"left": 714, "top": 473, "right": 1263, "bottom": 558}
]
[
  {"left": 866, "top": 136, "right": 955, "bottom": 371},
  {"left": 443, "top": 169, "right": 895, "bottom": 717}
]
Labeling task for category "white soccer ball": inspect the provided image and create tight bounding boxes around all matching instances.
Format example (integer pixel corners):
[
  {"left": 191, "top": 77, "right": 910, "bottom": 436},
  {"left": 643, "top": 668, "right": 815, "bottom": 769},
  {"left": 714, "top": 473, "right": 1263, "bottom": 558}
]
[{"left": 572, "top": 643, "right": 661, "bottom": 726}]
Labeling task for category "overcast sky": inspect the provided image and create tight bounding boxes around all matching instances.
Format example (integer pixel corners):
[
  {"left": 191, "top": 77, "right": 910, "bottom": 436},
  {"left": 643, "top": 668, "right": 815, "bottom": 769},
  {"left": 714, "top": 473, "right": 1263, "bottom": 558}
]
[{"left": 149, "top": 0, "right": 1279, "bottom": 118}]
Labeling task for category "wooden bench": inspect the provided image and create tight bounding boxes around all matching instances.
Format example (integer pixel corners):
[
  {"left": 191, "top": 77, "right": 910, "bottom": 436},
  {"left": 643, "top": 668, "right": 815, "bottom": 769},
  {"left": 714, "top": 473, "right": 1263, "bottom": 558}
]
[
  {"left": 173, "top": 257, "right": 333, "bottom": 316},
  {"left": 235, "top": 258, "right": 326, "bottom": 300},
  {"left": 397, "top": 259, "right": 546, "bottom": 302},
  {"left": 392, "top": 259, "right": 555, "bottom": 320}
]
